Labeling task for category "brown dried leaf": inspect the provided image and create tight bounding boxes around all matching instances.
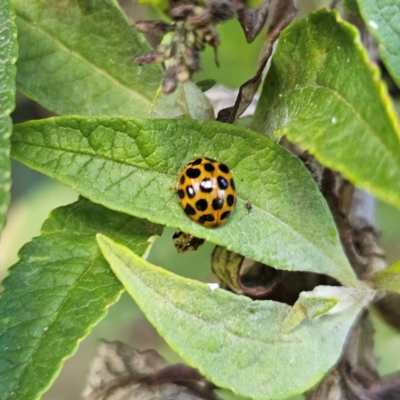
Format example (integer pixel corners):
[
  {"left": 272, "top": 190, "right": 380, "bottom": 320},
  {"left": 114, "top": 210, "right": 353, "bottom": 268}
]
[
  {"left": 219, "top": 0, "right": 297, "bottom": 123},
  {"left": 374, "top": 292, "right": 400, "bottom": 332},
  {"left": 211, "top": 246, "right": 335, "bottom": 302},
  {"left": 211, "top": 246, "right": 243, "bottom": 293},
  {"left": 237, "top": 0, "right": 272, "bottom": 43},
  {"left": 82, "top": 341, "right": 220, "bottom": 400}
]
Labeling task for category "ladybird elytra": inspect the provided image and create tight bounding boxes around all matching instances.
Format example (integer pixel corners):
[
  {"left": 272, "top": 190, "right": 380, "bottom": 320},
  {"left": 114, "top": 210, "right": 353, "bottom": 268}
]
[{"left": 177, "top": 157, "right": 237, "bottom": 228}]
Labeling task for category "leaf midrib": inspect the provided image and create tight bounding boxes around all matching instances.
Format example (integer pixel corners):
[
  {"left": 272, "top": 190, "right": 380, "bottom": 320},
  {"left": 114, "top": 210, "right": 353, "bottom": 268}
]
[{"left": 15, "top": 13, "right": 151, "bottom": 108}]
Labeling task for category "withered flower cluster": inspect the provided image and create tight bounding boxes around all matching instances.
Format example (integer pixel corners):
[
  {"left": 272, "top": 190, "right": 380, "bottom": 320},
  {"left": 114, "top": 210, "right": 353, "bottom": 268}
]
[{"left": 135, "top": 0, "right": 244, "bottom": 94}]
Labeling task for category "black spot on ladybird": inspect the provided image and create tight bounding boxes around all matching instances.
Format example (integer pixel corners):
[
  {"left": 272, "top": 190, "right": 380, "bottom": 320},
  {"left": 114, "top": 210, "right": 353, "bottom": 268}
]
[
  {"left": 218, "top": 163, "right": 229, "bottom": 174},
  {"left": 184, "top": 204, "right": 196, "bottom": 215},
  {"left": 177, "top": 189, "right": 185, "bottom": 199},
  {"left": 186, "top": 185, "right": 195, "bottom": 198},
  {"left": 180, "top": 175, "right": 185, "bottom": 185},
  {"left": 198, "top": 214, "right": 215, "bottom": 223},
  {"left": 217, "top": 176, "right": 228, "bottom": 190},
  {"left": 186, "top": 168, "right": 201, "bottom": 179},
  {"left": 227, "top": 194, "right": 235, "bottom": 206},
  {"left": 221, "top": 211, "right": 231, "bottom": 220},
  {"left": 200, "top": 179, "right": 213, "bottom": 193},
  {"left": 195, "top": 199, "right": 208, "bottom": 211},
  {"left": 212, "top": 197, "right": 224, "bottom": 210},
  {"left": 191, "top": 158, "right": 203, "bottom": 166},
  {"left": 230, "top": 178, "right": 236, "bottom": 190},
  {"left": 204, "top": 163, "right": 215, "bottom": 172}
]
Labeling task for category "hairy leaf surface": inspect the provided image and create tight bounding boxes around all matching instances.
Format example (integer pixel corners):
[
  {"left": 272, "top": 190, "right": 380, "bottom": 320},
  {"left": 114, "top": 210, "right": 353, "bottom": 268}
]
[{"left": 97, "top": 235, "right": 365, "bottom": 400}]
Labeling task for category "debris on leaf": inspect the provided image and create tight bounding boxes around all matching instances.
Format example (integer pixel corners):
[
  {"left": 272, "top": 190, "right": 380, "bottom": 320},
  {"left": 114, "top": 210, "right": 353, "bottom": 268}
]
[
  {"left": 173, "top": 230, "right": 205, "bottom": 253},
  {"left": 82, "top": 340, "right": 221, "bottom": 400}
]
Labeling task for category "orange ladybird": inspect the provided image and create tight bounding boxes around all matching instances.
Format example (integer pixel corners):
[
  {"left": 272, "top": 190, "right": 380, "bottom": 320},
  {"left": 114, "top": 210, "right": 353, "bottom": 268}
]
[{"left": 176, "top": 157, "right": 236, "bottom": 228}]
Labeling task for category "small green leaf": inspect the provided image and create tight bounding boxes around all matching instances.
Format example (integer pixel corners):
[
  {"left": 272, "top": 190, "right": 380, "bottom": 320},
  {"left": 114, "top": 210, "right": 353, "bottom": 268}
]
[
  {"left": 299, "top": 285, "right": 374, "bottom": 319},
  {"left": 137, "top": 0, "right": 169, "bottom": 12},
  {"left": 357, "top": 0, "right": 400, "bottom": 86},
  {"left": 372, "top": 261, "right": 400, "bottom": 293},
  {"left": 0, "top": 0, "right": 17, "bottom": 233},
  {"left": 243, "top": 0, "right": 264, "bottom": 7},
  {"left": 148, "top": 82, "right": 215, "bottom": 120},
  {"left": 12, "top": 0, "right": 162, "bottom": 117},
  {"left": 0, "top": 198, "right": 161, "bottom": 400},
  {"left": 97, "top": 235, "right": 365, "bottom": 400},
  {"left": 252, "top": 10, "right": 400, "bottom": 210},
  {"left": 196, "top": 79, "right": 217, "bottom": 92},
  {"left": 281, "top": 285, "right": 375, "bottom": 332},
  {"left": 343, "top": 0, "right": 360, "bottom": 14},
  {"left": 12, "top": 117, "right": 359, "bottom": 287}
]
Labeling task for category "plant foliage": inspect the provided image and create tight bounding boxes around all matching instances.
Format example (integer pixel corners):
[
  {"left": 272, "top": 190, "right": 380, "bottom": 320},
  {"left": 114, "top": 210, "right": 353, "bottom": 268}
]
[{"left": 0, "top": 1, "right": 399, "bottom": 399}]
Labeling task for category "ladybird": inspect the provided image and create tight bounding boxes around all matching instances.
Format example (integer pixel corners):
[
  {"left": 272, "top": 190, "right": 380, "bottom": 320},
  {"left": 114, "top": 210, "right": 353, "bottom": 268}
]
[
  {"left": 172, "top": 231, "right": 205, "bottom": 253},
  {"left": 176, "top": 157, "right": 236, "bottom": 228}
]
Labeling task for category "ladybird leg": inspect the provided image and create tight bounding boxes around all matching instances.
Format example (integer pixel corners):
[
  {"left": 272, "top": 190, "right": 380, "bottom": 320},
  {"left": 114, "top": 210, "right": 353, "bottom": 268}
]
[{"left": 170, "top": 185, "right": 178, "bottom": 191}]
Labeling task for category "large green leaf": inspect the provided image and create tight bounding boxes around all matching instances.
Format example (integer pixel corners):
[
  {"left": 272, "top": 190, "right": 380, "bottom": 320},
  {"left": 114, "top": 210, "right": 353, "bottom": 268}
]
[
  {"left": 11, "top": 117, "right": 359, "bottom": 287},
  {"left": 357, "top": 0, "right": 400, "bottom": 86},
  {"left": 0, "top": 198, "right": 161, "bottom": 400},
  {"left": 252, "top": 10, "right": 400, "bottom": 210},
  {"left": 0, "top": 0, "right": 17, "bottom": 233},
  {"left": 97, "top": 235, "right": 365, "bottom": 400},
  {"left": 12, "top": 0, "right": 162, "bottom": 117}
]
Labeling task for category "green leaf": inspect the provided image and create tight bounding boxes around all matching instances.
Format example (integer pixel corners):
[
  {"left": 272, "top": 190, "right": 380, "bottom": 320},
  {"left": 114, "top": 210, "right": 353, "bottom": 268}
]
[
  {"left": 97, "top": 234, "right": 365, "bottom": 400},
  {"left": 372, "top": 261, "right": 400, "bottom": 293},
  {"left": 343, "top": 0, "right": 360, "bottom": 14},
  {"left": 11, "top": 117, "right": 359, "bottom": 287},
  {"left": 196, "top": 79, "right": 217, "bottom": 92},
  {"left": 357, "top": 0, "right": 400, "bottom": 86},
  {"left": 0, "top": 198, "right": 161, "bottom": 400},
  {"left": 148, "top": 81, "right": 215, "bottom": 120},
  {"left": 137, "top": 0, "right": 169, "bottom": 12},
  {"left": 12, "top": 0, "right": 162, "bottom": 117},
  {"left": 252, "top": 10, "right": 400, "bottom": 210},
  {"left": 0, "top": 0, "right": 17, "bottom": 233}
]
